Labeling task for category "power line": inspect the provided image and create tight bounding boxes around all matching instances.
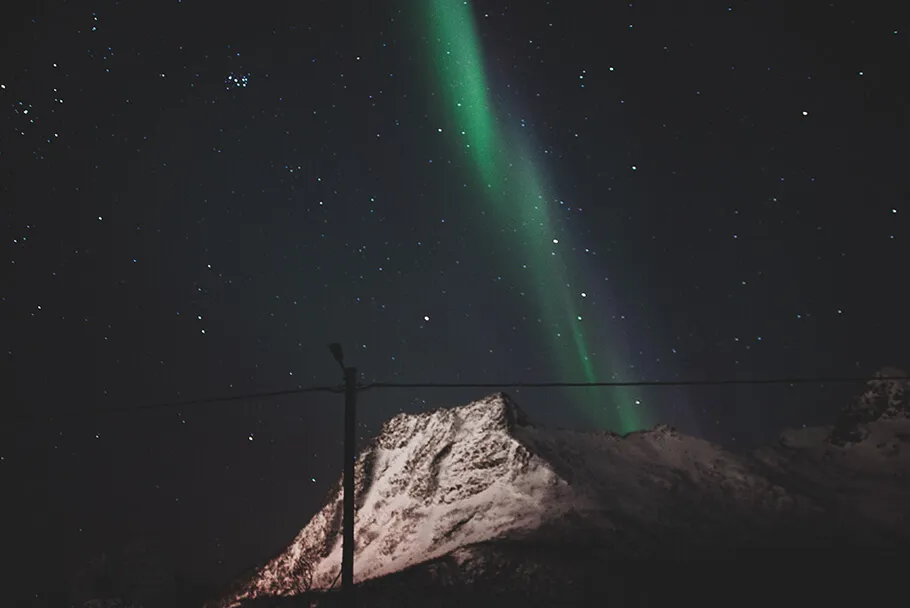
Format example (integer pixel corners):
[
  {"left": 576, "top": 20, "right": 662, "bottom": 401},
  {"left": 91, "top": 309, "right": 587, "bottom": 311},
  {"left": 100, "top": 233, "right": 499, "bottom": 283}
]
[
  {"left": 363, "top": 376, "right": 910, "bottom": 390},
  {"left": 13, "top": 385, "right": 342, "bottom": 424},
  {"left": 100, "top": 384, "right": 343, "bottom": 412},
  {"left": 15, "top": 374, "right": 909, "bottom": 422}
]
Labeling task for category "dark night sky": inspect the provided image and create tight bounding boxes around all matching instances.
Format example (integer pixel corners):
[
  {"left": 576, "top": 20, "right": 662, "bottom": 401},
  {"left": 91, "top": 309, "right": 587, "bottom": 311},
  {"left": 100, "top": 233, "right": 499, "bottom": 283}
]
[{"left": 2, "top": 0, "right": 908, "bottom": 599}]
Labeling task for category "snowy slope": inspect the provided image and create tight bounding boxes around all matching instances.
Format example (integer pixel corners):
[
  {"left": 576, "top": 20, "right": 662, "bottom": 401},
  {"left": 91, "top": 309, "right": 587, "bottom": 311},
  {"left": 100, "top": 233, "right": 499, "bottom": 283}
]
[
  {"left": 212, "top": 389, "right": 910, "bottom": 607},
  {"left": 216, "top": 394, "right": 579, "bottom": 604},
  {"left": 753, "top": 417, "right": 910, "bottom": 537}
]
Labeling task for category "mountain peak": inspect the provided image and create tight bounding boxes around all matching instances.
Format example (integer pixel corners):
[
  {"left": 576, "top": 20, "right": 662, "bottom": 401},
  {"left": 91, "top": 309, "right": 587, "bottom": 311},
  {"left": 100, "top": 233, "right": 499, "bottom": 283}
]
[
  {"left": 376, "top": 391, "right": 532, "bottom": 451},
  {"left": 458, "top": 390, "right": 532, "bottom": 431},
  {"left": 214, "top": 394, "right": 555, "bottom": 605},
  {"left": 832, "top": 366, "right": 910, "bottom": 444}
]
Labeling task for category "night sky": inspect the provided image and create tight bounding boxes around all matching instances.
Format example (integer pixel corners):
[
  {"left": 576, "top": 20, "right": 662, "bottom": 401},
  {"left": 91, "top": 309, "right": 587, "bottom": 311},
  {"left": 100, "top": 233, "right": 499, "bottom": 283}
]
[{"left": 3, "top": 0, "right": 908, "bottom": 599}]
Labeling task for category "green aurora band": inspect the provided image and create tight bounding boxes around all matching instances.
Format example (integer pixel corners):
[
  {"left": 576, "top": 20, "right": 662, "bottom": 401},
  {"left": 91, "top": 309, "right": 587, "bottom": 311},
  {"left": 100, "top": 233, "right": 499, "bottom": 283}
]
[{"left": 417, "top": 0, "right": 648, "bottom": 432}]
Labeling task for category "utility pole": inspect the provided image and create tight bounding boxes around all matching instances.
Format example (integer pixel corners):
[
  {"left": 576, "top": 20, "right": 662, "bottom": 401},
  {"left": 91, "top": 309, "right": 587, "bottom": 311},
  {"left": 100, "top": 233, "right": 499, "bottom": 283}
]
[{"left": 329, "top": 343, "right": 357, "bottom": 608}]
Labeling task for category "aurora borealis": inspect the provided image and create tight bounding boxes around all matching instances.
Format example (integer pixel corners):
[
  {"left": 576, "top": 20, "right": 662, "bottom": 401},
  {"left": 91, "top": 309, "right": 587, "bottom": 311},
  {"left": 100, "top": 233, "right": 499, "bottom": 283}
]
[{"left": 418, "top": 0, "right": 646, "bottom": 431}]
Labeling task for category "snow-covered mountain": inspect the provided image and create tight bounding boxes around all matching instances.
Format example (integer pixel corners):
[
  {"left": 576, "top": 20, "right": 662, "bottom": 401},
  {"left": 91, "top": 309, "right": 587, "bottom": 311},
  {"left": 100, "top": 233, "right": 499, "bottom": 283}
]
[{"left": 211, "top": 380, "right": 910, "bottom": 607}]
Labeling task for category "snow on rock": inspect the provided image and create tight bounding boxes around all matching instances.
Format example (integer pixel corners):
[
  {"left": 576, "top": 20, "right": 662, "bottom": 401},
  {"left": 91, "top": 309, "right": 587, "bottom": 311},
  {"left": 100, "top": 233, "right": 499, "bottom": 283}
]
[
  {"left": 217, "top": 393, "right": 574, "bottom": 606},
  {"left": 313, "top": 393, "right": 573, "bottom": 585},
  {"left": 211, "top": 390, "right": 910, "bottom": 607},
  {"left": 750, "top": 368, "right": 910, "bottom": 537},
  {"left": 753, "top": 417, "right": 910, "bottom": 537}
]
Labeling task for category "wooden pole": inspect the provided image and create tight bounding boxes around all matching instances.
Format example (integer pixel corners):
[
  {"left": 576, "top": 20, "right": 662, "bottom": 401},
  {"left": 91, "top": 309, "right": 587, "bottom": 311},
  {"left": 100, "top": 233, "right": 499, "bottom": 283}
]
[{"left": 342, "top": 365, "right": 357, "bottom": 608}]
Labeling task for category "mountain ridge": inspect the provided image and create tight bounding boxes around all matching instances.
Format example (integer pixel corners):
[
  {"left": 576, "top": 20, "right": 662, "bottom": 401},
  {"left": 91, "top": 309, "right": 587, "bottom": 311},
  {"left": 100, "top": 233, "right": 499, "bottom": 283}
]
[{"left": 210, "top": 380, "right": 910, "bottom": 607}]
